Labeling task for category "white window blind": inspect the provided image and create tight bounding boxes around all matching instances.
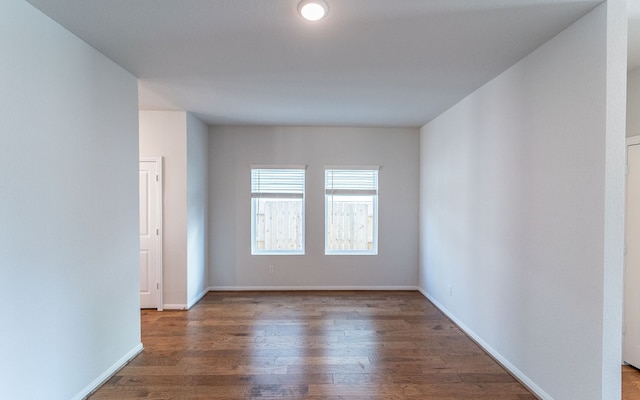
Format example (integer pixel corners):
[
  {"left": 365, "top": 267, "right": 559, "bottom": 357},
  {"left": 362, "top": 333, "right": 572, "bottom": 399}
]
[
  {"left": 251, "top": 168, "right": 305, "bottom": 199},
  {"left": 325, "top": 168, "right": 378, "bottom": 196}
]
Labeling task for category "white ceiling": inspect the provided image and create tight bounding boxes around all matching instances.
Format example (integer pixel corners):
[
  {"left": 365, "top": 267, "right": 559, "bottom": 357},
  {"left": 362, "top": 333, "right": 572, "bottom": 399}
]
[{"left": 25, "top": 0, "right": 633, "bottom": 128}]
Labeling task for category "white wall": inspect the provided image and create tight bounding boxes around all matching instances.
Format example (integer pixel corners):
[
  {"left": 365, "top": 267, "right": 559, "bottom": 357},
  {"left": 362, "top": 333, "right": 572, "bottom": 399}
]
[
  {"left": 629, "top": 68, "right": 640, "bottom": 137},
  {"left": 187, "top": 113, "right": 209, "bottom": 306},
  {"left": 208, "top": 126, "right": 419, "bottom": 288},
  {"left": 419, "top": 3, "right": 625, "bottom": 400},
  {"left": 140, "top": 111, "right": 188, "bottom": 308},
  {"left": 140, "top": 110, "right": 208, "bottom": 309},
  {"left": 0, "top": 1, "right": 141, "bottom": 399}
]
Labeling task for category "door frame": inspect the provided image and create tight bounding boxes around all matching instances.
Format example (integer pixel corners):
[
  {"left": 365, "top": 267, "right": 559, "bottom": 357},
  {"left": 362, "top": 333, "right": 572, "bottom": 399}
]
[
  {"left": 624, "top": 136, "right": 640, "bottom": 363},
  {"left": 141, "top": 156, "right": 164, "bottom": 311}
]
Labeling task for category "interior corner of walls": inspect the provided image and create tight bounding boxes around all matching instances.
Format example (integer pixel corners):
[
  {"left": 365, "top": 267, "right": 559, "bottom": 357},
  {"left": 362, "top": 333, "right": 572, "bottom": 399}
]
[
  {"left": 186, "top": 111, "right": 207, "bottom": 128},
  {"left": 187, "top": 287, "right": 210, "bottom": 309}
]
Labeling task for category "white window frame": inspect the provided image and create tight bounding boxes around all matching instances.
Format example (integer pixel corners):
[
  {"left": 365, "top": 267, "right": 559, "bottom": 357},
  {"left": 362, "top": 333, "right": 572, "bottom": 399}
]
[
  {"left": 251, "top": 165, "right": 306, "bottom": 255},
  {"left": 325, "top": 166, "right": 379, "bottom": 255}
]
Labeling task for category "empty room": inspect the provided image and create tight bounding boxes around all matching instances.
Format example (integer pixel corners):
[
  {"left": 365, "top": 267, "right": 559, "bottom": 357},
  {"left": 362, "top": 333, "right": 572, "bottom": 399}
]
[{"left": 0, "top": 1, "right": 636, "bottom": 399}]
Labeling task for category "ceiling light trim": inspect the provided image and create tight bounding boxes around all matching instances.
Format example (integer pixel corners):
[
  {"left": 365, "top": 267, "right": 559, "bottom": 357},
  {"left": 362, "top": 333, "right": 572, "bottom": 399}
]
[{"left": 298, "top": 0, "right": 328, "bottom": 22}]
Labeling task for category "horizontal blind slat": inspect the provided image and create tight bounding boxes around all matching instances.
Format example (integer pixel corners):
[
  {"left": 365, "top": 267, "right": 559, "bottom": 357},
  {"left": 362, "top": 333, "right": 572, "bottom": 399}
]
[
  {"left": 325, "top": 189, "right": 377, "bottom": 196},
  {"left": 251, "top": 193, "right": 304, "bottom": 199}
]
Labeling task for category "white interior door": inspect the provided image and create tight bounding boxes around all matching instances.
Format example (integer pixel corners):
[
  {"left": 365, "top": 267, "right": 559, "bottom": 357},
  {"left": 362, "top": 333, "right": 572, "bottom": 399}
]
[
  {"left": 625, "top": 140, "right": 640, "bottom": 367},
  {"left": 140, "top": 158, "right": 162, "bottom": 310}
]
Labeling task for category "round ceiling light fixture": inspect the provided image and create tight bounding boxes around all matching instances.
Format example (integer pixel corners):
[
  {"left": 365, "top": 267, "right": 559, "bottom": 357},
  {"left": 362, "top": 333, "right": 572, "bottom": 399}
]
[{"left": 298, "top": 0, "right": 328, "bottom": 22}]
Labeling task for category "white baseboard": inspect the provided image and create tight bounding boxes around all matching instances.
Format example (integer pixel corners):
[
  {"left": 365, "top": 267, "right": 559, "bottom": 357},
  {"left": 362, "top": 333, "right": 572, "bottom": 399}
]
[
  {"left": 73, "top": 343, "right": 143, "bottom": 400},
  {"left": 163, "top": 304, "right": 188, "bottom": 310},
  {"left": 207, "top": 285, "right": 419, "bottom": 291},
  {"left": 187, "top": 287, "right": 210, "bottom": 309},
  {"left": 416, "top": 288, "right": 550, "bottom": 400},
  {"left": 169, "top": 287, "right": 419, "bottom": 309}
]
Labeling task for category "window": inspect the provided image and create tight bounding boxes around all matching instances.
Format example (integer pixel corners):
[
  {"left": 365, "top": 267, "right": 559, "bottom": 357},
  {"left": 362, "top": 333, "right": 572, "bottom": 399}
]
[
  {"left": 251, "top": 166, "right": 305, "bottom": 255},
  {"left": 325, "top": 167, "right": 378, "bottom": 255}
]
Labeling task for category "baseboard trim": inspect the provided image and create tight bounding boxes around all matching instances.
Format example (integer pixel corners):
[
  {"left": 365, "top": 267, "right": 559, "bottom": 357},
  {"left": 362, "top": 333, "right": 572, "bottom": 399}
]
[
  {"left": 73, "top": 343, "right": 143, "bottom": 400},
  {"left": 163, "top": 304, "right": 188, "bottom": 310},
  {"left": 207, "top": 285, "right": 419, "bottom": 292},
  {"left": 416, "top": 288, "right": 549, "bottom": 400},
  {"left": 187, "top": 287, "right": 210, "bottom": 309}
]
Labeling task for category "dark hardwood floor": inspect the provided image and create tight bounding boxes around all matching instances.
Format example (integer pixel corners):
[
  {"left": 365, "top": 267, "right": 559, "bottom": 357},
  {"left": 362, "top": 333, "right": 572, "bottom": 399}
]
[
  {"left": 89, "top": 291, "right": 537, "bottom": 399},
  {"left": 624, "top": 365, "right": 640, "bottom": 400}
]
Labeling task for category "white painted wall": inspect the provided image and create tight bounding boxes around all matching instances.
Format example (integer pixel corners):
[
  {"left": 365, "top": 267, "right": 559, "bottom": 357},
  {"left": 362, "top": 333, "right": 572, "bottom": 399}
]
[
  {"left": 419, "top": 3, "right": 625, "bottom": 400},
  {"left": 208, "top": 126, "right": 419, "bottom": 288},
  {"left": 601, "top": 2, "right": 627, "bottom": 397},
  {"left": 187, "top": 113, "right": 209, "bottom": 306},
  {"left": 140, "top": 111, "right": 188, "bottom": 308},
  {"left": 629, "top": 68, "right": 640, "bottom": 137},
  {"left": 0, "top": 1, "right": 141, "bottom": 399},
  {"left": 140, "top": 110, "right": 208, "bottom": 309}
]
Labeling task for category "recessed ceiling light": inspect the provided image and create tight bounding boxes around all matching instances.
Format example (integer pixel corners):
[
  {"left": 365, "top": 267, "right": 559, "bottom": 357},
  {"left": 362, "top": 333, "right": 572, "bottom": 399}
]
[{"left": 298, "top": 0, "right": 328, "bottom": 22}]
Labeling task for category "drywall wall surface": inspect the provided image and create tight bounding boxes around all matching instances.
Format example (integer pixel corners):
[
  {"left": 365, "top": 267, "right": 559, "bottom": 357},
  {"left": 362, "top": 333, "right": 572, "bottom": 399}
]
[
  {"left": 419, "top": 3, "right": 625, "bottom": 399},
  {"left": 186, "top": 113, "right": 209, "bottom": 306},
  {"left": 208, "top": 126, "right": 419, "bottom": 288},
  {"left": 629, "top": 68, "right": 640, "bottom": 137},
  {"left": 0, "top": 0, "right": 140, "bottom": 398},
  {"left": 140, "top": 111, "right": 188, "bottom": 307},
  {"left": 601, "top": 1, "right": 626, "bottom": 398}
]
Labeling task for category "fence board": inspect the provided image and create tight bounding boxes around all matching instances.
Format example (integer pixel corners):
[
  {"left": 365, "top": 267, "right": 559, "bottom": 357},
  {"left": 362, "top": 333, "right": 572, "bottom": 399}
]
[{"left": 256, "top": 200, "right": 371, "bottom": 251}]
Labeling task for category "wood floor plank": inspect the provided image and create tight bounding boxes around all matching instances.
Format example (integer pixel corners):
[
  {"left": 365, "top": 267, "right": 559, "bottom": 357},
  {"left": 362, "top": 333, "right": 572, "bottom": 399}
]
[{"left": 89, "top": 291, "right": 540, "bottom": 399}]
